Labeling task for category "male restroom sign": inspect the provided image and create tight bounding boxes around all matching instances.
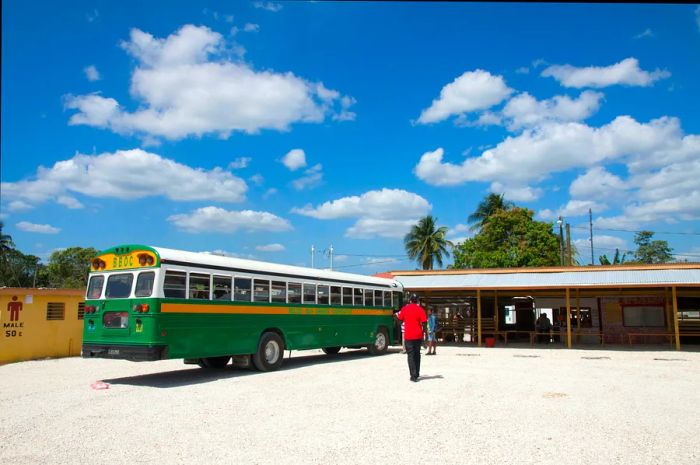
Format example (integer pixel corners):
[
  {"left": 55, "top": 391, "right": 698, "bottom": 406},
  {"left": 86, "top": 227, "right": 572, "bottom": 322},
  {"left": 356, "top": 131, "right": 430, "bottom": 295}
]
[{"left": 4, "top": 295, "right": 24, "bottom": 337}]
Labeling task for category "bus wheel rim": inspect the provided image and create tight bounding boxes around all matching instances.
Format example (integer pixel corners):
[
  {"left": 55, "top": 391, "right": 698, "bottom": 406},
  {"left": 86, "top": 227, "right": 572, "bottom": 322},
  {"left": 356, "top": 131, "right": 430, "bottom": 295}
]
[
  {"left": 375, "top": 332, "right": 386, "bottom": 350},
  {"left": 265, "top": 340, "right": 280, "bottom": 363}
]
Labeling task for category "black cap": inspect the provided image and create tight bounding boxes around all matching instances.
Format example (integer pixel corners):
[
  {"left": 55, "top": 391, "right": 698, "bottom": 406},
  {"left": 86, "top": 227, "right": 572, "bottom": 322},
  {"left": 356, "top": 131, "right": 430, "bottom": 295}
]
[{"left": 409, "top": 293, "right": 418, "bottom": 303}]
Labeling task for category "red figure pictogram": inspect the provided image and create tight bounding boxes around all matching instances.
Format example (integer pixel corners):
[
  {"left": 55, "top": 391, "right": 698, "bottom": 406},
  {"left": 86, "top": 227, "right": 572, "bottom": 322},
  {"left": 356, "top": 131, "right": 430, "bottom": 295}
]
[{"left": 7, "top": 296, "right": 23, "bottom": 322}]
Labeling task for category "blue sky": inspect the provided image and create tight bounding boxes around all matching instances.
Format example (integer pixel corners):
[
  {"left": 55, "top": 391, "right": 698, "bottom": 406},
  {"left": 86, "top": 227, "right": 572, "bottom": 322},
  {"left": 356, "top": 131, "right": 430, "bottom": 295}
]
[{"left": 3, "top": 1, "right": 700, "bottom": 272}]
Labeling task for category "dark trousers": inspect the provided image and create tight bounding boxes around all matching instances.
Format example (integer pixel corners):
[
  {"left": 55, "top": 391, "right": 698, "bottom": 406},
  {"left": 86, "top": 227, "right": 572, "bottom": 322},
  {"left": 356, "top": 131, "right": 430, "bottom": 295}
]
[{"left": 405, "top": 338, "right": 422, "bottom": 379}]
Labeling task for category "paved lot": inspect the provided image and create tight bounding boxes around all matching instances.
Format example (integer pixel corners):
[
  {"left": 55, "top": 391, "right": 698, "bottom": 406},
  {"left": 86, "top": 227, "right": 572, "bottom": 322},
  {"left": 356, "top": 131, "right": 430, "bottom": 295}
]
[{"left": 1, "top": 345, "right": 699, "bottom": 465}]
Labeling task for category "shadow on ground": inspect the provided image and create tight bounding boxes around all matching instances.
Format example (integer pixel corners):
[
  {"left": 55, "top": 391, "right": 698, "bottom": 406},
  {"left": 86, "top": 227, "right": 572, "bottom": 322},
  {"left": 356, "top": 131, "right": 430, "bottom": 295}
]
[{"left": 103, "top": 348, "right": 402, "bottom": 388}]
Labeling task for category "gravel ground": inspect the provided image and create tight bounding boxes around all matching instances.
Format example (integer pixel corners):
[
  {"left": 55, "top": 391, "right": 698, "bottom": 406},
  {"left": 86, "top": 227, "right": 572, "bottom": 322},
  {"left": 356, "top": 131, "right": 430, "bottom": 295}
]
[{"left": 1, "top": 344, "right": 699, "bottom": 465}]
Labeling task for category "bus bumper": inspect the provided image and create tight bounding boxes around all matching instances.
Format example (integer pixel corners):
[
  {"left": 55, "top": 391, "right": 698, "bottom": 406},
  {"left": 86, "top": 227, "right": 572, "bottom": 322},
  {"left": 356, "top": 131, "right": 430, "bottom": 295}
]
[{"left": 82, "top": 343, "right": 167, "bottom": 362}]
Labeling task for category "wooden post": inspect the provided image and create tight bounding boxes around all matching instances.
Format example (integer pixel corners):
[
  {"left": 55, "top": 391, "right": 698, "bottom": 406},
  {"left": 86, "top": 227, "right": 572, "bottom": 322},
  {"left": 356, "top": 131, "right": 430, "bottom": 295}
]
[
  {"left": 566, "top": 288, "right": 572, "bottom": 349},
  {"left": 672, "top": 286, "right": 680, "bottom": 351},
  {"left": 575, "top": 288, "right": 581, "bottom": 343},
  {"left": 665, "top": 288, "right": 672, "bottom": 331},
  {"left": 494, "top": 290, "right": 499, "bottom": 332},
  {"left": 477, "top": 289, "right": 482, "bottom": 347}
]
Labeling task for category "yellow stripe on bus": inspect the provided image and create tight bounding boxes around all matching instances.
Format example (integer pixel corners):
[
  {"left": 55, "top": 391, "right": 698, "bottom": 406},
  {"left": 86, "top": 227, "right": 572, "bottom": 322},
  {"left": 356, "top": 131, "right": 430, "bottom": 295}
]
[{"left": 161, "top": 303, "right": 392, "bottom": 316}]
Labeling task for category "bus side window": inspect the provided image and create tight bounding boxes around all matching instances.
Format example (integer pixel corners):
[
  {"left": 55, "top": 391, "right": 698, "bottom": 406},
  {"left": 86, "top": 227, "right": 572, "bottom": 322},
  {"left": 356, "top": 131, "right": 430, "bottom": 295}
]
[
  {"left": 234, "top": 277, "right": 252, "bottom": 302},
  {"left": 213, "top": 275, "right": 232, "bottom": 300},
  {"left": 288, "top": 282, "right": 302, "bottom": 304},
  {"left": 254, "top": 279, "right": 270, "bottom": 303},
  {"left": 271, "top": 281, "right": 286, "bottom": 303},
  {"left": 383, "top": 291, "right": 391, "bottom": 308},
  {"left": 303, "top": 284, "right": 316, "bottom": 304},
  {"left": 189, "top": 273, "right": 210, "bottom": 300},
  {"left": 342, "top": 287, "right": 352, "bottom": 306},
  {"left": 318, "top": 285, "right": 330, "bottom": 305},
  {"left": 163, "top": 271, "right": 187, "bottom": 299},
  {"left": 392, "top": 291, "right": 402, "bottom": 311},
  {"left": 135, "top": 271, "right": 156, "bottom": 297},
  {"left": 374, "top": 290, "right": 383, "bottom": 307},
  {"left": 354, "top": 288, "right": 363, "bottom": 306},
  {"left": 365, "top": 289, "right": 374, "bottom": 307},
  {"left": 330, "top": 286, "right": 341, "bottom": 306}
]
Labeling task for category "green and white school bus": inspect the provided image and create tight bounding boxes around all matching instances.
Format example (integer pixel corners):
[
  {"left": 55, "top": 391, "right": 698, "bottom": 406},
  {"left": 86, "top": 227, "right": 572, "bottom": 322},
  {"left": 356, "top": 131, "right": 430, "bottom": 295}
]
[{"left": 82, "top": 245, "right": 403, "bottom": 371}]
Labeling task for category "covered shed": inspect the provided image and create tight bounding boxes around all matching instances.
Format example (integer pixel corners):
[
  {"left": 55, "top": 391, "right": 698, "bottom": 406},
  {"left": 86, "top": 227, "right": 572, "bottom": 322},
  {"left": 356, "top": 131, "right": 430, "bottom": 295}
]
[{"left": 389, "top": 263, "right": 700, "bottom": 350}]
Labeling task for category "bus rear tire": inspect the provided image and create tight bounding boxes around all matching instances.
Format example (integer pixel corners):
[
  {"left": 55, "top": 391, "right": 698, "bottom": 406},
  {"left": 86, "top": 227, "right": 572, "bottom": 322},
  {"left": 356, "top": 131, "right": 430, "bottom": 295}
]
[
  {"left": 253, "top": 332, "right": 284, "bottom": 372},
  {"left": 322, "top": 347, "right": 341, "bottom": 355},
  {"left": 367, "top": 327, "right": 389, "bottom": 355},
  {"left": 198, "top": 356, "right": 231, "bottom": 369}
]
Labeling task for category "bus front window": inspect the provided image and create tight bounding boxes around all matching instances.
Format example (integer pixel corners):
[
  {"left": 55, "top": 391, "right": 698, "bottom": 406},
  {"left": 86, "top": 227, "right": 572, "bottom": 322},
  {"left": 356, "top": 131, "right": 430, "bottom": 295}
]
[
  {"left": 135, "top": 271, "right": 155, "bottom": 297},
  {"left": 105, "top": 274, "right": 134, "bottom": 298},
  {"left": 87, "top": 275, "right": 105, "bottom": 299}
]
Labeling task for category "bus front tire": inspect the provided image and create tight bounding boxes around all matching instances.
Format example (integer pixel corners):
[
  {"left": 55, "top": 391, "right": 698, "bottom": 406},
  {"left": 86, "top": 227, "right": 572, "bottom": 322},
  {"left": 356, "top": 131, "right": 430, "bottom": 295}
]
[
  {"left": 252, "top": 332, "right": 284, "bottom": 372},
  {"left": 198, "top": 356, "right": 231, "bottom": 369},
  {"left": 322, "top": 347, "right": 341, "bottom": 355},
  {"left": 367, "top": 328, "right": 389, "bottom": 355}
]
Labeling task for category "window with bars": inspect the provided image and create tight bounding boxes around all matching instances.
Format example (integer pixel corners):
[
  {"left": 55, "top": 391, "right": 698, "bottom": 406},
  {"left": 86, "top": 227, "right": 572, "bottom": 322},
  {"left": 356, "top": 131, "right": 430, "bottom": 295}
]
[
  {"left": 78, "top": 302, "right": 85, "bottom": 320},
  {"left": 47, "top": 302, "right": 65, "bottom": 320}
]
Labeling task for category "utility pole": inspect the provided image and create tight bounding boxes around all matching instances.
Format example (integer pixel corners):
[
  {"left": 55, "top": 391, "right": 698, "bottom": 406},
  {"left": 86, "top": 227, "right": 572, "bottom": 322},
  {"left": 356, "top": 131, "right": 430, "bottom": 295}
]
[
  {"left": 589, "top": 208, "right": 594, "bottom": 266},
  {"left": 566, "top": 223, "right": 572, "bottom": 266},
  {"left": 557, "top": 217, "right": 564, "bottom": 266},
  {"left": 329, "top": 244, "right": 333, "bottom": 271},
  {"left": 310, "top": 245, "right": 315, "bottom": 268}
]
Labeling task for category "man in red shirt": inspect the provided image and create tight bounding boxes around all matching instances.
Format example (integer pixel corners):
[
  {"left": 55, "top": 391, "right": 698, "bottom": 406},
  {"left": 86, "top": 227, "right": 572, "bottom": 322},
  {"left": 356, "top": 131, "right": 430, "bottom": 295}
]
[{"left": 397, "top": 293, "right": 427, "bottom": 382}]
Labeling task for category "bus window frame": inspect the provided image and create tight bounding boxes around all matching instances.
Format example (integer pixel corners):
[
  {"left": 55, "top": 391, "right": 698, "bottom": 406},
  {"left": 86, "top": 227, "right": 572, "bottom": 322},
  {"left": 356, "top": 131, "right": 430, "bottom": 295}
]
[
  {"left": 365, "top": 289, "right": 374, "bottom": 307},
  {"left": 188, "top": 272, "right": 211, "bottom": 300},
  {"left": 253, "top": 278, "right": 271, "bottom": 303},
  {"left": 354, "top": 288, "right": 363, "bottom": 306},
  {"left": 213, "top": 274, "right": 233, "bottom": 301},
  {"left": 271, "top": 280, "right": 287, "bottom": 303},
  {"left": 330, "top": 286, "right": 342, "bottom": 306},
  {"left": 317, "top": 284, "right": 330, "bottom": 305},
  {"left": 303, "top": 283, "right": 316, "bottom": 304},
  {"left": 234, "top": 275, "right": 253, "bottom": 302},
  {"left": 163, "top": 269, "right": 187, "bottom": 299},
  {"left": 288, "top": 282, "right": 302, "bottom": 304},
  {"left": 342, "top": 287, "right": 352, "bottom": 306},
  {"left": 105, "top": 273, "right": 135, "bottom": 299},
  {"left": 87, "top": 274, "right": 105, "bottom": 299}
]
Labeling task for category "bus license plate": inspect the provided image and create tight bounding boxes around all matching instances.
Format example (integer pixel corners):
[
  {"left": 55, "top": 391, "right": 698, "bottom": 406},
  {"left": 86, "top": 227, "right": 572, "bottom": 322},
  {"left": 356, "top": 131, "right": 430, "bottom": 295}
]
[{"left": 108, "top": 349, "right": 120, "bottom": 355}]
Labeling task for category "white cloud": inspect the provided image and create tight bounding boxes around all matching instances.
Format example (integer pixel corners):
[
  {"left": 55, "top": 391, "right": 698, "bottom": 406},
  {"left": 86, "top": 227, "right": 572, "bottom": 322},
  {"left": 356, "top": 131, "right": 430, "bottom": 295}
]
[
  {"left": 696, "top": 6, "right": 700, "bottom": 31},
  {"left": 8, "top": 201, "right": 32, "bottom": 211},
  {"left": 168, "top": 207, "right": 292, "bottom": 233},
  {"left": 255, "top": 243, "right": 285, "bottom": 252},
  {"left": 16, "top": 221, "right": 60, "bottom": 234},
  {"left": 263, "top": 188, "right": 278, "bottom": 199},
  {"left": 84, "top": 65, "right": 101, "bottom": 81},
  {"left": 569, "top": 167, "right": 627, "bottom": 200},
  {"left": 489, "top": 182, "right": 543, "bottom": 202},
  {"left": 281, "top": 149, "right": 306, "bottom": 171},
  {"left": 65, "top": 25, "right": 354, "bottom": 141},
  {"left": 229, "top": 157, "right": 251, "bottom": 169},
  {"left": 291, "top": 164, "right": 323, "bottom": 191},
  {"left": 1, "top": 149, "right": 247, "bottom": 209},
  {"left": 633, "top": 28, "right": 654, "bottom": 39},
  {"left": 538, "top": 199, "right": 607, "bottom": 221},
  {"left": 414, "top": 116, "right": 686, "bottom": 187},
  {"left": 500, "top": 91, "right": 603, "bottom": 131},
  {"left": 542, "top": 57, "right": 670, "bottom": 88},
  {"left": 416, "top": 70, "right": 513, "bottom": 124},
  {"left": 292, "top": 188, "right": 432, "bottom": 239},
  {"left": 86, "top": 9, "right": 99, "bottom": 22},
  {"left": 515, "top": 67, "right": 529, "bottom": 75},
  {"left": 253, "top": 1, "right": 282, "bottom": 12},
  {"left": 249, "top": 174, "right": 264, "bottom": 186},
  {"left": 447, "top": 223, "right": 472, "bottom": 245},
  {"left": 243, "top": 23, "right": 260, "bottom": 33}
]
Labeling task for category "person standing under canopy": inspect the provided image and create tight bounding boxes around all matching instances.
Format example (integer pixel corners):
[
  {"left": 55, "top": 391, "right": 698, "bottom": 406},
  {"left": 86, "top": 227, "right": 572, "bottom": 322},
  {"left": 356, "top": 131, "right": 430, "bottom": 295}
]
[{"left": 396, "top": 293, "right": 427, "bottom": 382}]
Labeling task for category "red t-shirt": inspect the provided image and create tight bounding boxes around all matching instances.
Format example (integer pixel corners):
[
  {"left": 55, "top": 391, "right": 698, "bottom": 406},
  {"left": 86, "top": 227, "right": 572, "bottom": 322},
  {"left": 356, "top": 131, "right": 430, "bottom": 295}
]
[{"left": 397, "top": 303, "right": 427, "bottom": 340}]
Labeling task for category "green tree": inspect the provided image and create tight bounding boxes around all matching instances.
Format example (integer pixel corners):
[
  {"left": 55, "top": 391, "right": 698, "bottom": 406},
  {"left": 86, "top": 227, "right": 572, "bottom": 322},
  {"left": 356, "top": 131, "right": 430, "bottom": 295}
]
[
  {"left": 599, "top": 249, "right": 627, "bottom": 265},
  {"left": 467, "top": 193, "right": 515, "bottom": 231},
  {"left": 46, "top": 247, "right": 99, "bottom": 288},
  {"left": 453, "top": 208, "right": 560, "bottom": 268},
  {"left": 0, "top": 249, "right": 46, "bottom": 287},
  {"left": 632, "top": 231, "right": 673, "bottom": 264},
  {"left": 404, "top": 215, "right": 453, "bottom": 270}
]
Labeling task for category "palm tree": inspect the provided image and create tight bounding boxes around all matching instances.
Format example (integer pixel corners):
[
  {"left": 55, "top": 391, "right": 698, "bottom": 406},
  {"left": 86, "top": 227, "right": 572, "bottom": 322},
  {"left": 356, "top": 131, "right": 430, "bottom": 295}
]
[
  {"left": 0, "top": 222, "right": 14, "bottom": 252},
  {"left": 468, "top": 193, "right": 514, "bottom": 231},
  {"left": 404, "top": 215, "right": 453, "bottom": 270}
]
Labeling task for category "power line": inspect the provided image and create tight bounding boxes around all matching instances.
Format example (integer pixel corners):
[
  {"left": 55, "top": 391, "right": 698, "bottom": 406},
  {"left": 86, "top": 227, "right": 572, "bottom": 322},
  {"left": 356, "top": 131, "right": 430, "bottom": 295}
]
[{"left": 570, "top": 225, "right": 700, "bottom": 236}]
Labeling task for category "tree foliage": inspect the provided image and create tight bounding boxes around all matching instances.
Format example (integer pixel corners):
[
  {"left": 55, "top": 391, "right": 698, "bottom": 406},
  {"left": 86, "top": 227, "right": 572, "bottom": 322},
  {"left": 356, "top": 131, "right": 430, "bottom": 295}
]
[
  {"left": 404, "top": 215, "right": 452, "bottom": 270},
  {"left": 467, "top": 193, "right": 515, "bottom": 231},
  {"left": 632, "top": 231, "right": 673, "bottom": 264},
  {"left": 599, "top": 249, "right": 627, "bottom": 265},
  {"left": 452, "top": 208, "right": 560, "bottom": 268},
  {"left": 46, "top": 247, "right": 99, "bottom": 288}
]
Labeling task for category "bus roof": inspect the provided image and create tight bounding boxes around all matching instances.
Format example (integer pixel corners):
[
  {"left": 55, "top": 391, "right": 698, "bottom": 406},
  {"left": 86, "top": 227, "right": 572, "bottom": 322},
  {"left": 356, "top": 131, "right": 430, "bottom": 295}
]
[{"left": 150, "top": 246, "right": 403, "bottom": 289}]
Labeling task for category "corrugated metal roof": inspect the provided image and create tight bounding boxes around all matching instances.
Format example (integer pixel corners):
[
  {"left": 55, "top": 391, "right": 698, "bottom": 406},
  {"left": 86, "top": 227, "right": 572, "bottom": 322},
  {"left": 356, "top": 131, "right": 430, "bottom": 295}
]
[{"left": 393, "top": 268, "right": 700, "bottom": 290}]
